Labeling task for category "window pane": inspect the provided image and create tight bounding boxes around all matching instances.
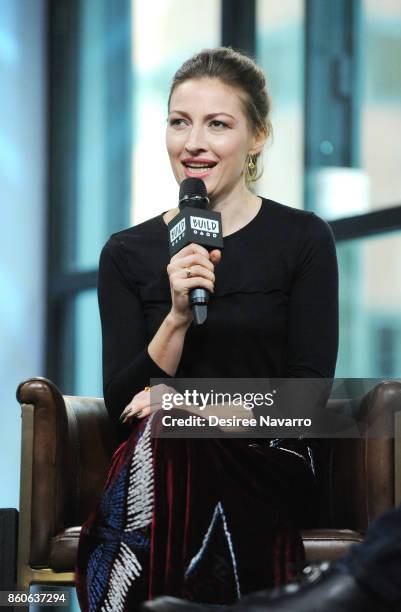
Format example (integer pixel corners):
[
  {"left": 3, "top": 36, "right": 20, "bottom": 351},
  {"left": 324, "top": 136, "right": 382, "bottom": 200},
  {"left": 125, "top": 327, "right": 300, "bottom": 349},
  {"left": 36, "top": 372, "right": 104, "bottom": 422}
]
[
  {"left": 320, "top": 1, "right": 401, "bottom": 221},
  {"left": 74, "top": 289, "right": 103, "bottom": 397},
  {"left": 361, "top": 0, "right": 401, "bottom": 210},
  {"left": 131, "top": 0, "right": 221, "bottom": 224},
  {"left": 256, "top": 0, "right": 304, "bottom": 209},
  {"left": 336, "top": 232, "right": 401, "bottom": 377},
  {"left": 56, "top": 0, "right": 132, "bottom": 273},
  {"left": 74, "top": 0, "right": 109, "bottom": 271}
]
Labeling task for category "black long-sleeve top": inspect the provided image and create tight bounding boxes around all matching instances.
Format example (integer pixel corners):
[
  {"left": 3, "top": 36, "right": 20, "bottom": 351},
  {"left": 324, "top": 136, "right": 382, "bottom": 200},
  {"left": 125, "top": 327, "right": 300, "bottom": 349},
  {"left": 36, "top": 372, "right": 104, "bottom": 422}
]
[{"left": 98, "top": 198, "right": 339, "bottom": 440}]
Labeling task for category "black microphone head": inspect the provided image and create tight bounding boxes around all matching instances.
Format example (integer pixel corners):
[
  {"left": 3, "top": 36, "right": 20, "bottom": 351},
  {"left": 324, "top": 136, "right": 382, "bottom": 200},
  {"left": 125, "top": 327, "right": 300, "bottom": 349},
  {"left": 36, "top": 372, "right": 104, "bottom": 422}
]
[
  {"left": 179, "top": 177, "right": 207, "bottom": 199},
  {"left": 179, "top": 178, "right": 209, "bottom": 209}
]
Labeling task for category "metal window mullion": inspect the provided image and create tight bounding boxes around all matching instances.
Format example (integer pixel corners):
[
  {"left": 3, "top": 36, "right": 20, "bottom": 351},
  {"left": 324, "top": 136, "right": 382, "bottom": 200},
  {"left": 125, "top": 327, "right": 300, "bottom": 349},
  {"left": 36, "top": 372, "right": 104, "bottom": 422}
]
[
  {"left": 304, "top": 0, "right": 362, "bottom": 212},
  {"left": 329, "top": 204, "right": 401, "bottom": 242},
  {"left": 104, "top": 0, "right": 132, "bottom": 234},
  {"left": 222, "top": 0, "right": 256, "bottom": 56},
  {"left": 46, "top": 0, "right": 81, "bottom": 391}
]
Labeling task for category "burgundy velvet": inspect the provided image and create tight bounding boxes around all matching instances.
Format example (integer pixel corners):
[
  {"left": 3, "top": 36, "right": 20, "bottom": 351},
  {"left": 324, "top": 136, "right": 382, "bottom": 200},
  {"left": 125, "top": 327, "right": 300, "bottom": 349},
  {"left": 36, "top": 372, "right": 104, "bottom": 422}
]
[{"left": 75, "top": 410, "right": 317, "bottom": 611}]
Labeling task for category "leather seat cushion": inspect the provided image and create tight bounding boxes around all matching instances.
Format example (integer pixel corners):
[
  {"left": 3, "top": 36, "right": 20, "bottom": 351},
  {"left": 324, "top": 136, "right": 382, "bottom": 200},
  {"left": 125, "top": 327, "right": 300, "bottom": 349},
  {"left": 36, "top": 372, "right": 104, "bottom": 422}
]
[
  {"left": 50, "top": 527, "right": 81, "bottom": 571},
  {"left": 302, "top": 528, "right": 364, "bottom": 562},
  {"left": 48, "top": 527, "right": 364, "bottom": 572}
]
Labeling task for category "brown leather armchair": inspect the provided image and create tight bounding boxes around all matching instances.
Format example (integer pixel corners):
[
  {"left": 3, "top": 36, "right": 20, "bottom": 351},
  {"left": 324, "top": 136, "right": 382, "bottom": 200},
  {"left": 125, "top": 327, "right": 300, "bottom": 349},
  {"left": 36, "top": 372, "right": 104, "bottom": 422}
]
[{"left": 15, "top": 377, "right": 401, "bottom": 590}]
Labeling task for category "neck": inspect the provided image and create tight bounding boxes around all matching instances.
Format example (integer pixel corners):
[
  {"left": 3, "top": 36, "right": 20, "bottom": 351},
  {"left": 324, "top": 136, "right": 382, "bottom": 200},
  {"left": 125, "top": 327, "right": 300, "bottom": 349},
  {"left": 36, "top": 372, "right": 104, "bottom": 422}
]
[{"left": 209, "top": 181, "right": 260, "bottom": 236}]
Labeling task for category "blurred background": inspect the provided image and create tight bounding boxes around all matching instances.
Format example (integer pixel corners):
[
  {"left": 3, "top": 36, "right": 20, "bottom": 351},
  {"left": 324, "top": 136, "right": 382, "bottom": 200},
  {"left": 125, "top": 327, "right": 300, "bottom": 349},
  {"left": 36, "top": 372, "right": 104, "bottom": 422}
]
[{"left": 0, "top": 0, "right": 401, "bottom": 603}]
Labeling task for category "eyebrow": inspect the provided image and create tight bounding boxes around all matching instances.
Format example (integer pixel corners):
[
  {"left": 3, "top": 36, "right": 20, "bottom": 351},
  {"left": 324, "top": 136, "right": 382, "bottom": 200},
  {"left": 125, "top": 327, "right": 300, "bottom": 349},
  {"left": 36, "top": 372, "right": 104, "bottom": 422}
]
[{"left": 169, "top": 110, "right": 236, "bottom": 121}]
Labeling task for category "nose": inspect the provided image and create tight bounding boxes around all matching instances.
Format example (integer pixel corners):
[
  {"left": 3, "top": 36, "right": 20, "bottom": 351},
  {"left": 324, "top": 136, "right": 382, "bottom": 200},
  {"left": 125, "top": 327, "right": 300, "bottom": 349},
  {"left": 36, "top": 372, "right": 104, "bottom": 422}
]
[{"left": 184, "top": 125, "right": 208, "bottom": 154}]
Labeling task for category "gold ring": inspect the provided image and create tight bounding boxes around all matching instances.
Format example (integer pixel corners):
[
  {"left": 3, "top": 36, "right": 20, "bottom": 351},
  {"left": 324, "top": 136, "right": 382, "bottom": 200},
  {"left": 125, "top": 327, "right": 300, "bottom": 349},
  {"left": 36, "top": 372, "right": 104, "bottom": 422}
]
[
  {"left": 184, "top": 267, "right": 192, "bottom": 278},
  {"left": 144, "top": 386, "right": 150, "bottom": 392}
]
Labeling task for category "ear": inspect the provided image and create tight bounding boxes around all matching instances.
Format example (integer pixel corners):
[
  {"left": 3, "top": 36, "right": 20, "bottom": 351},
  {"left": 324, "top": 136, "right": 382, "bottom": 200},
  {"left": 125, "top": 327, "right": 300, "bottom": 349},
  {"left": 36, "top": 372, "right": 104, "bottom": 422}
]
[{"left": 249, "top": 128, "right": 267, "bottom": 156}]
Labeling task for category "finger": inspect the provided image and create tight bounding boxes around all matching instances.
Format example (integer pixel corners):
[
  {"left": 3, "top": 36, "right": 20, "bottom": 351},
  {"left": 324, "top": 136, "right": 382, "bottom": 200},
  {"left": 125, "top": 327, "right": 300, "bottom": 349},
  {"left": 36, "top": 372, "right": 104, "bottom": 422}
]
[
  {"left": 170, "top": 267, "right": 215, "bottom": 284},
  {"left": 170, "top": 243, "right": 209, "bottom": 262},
  {"left": 120, "top": 407, "right": 136, "bottom": 422},
  {"left": 134, "top": 407, "right": 149, "bottom": 419},
  {"left": 120, "top": 396, "right": 148, "bottom": 421},
  {"left": 134, "top": 403, "right": 160, "bottom": 418},
  {"left": 209, "top": 249, "right": 221, "bottom": 265},
  {"left": 184, "top": 254, "right": 215, "bottom": 272},
  {"left": 179, "top": 264, "right": 215, "bottom": 282},
  {"left": 136, "top": 391, "right": 162, "bottom": 411},
  {"left": 121, "top": 405, "right": 150, "bottom": 422},
  {"left": 172, "top": 252, "right": 215, "bottom": 272},
  {"left": 172, "top": 276, "right": 215, "bottom": 294}
]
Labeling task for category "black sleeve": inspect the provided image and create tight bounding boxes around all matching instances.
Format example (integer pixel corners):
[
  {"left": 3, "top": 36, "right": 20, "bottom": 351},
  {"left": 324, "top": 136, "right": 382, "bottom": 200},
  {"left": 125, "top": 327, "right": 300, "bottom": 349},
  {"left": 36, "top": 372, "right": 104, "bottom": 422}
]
[
  {"left": 286, "top": 212, "right": 339, "bottom": 379},
  {"left": 98, "top": 236, "right": 171, "bottom": 433},
  {"left": 264, "top": 213, "right": 340, "bottom": 443}
]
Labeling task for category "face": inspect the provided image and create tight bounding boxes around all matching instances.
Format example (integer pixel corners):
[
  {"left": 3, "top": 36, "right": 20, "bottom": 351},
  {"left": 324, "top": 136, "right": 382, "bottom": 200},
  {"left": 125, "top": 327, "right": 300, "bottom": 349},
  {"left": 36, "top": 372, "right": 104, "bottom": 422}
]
[{"left": 166, "top": 77, "right": 263, "bottom": 202}]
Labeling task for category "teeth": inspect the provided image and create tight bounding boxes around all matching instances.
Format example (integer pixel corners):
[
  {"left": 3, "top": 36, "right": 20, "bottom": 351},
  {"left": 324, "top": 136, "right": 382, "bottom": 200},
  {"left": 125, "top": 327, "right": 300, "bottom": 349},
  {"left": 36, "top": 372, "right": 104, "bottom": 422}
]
[{"left": 185, "top": 163, "right": 215, "bottom": 168}]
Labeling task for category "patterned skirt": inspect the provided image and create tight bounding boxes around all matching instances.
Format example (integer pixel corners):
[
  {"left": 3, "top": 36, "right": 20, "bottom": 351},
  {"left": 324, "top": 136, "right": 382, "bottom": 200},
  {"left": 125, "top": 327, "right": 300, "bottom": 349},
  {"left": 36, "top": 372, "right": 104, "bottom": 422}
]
[{"left": 75, "top": 410, "right": 317, "bottom": 611}]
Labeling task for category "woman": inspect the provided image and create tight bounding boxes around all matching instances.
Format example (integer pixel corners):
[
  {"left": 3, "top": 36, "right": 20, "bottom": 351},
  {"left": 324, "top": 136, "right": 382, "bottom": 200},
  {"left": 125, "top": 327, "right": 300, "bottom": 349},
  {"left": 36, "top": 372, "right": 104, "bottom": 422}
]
[{"left": 75, "top": 47, "right": 338, "bottom": 612}]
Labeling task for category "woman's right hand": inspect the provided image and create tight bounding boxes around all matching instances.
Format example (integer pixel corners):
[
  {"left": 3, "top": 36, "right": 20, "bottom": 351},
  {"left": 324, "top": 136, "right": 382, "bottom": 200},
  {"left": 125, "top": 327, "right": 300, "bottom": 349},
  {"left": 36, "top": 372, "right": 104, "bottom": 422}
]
[{"left": 167, "top": 243, "right": 221, "bottom": 325}]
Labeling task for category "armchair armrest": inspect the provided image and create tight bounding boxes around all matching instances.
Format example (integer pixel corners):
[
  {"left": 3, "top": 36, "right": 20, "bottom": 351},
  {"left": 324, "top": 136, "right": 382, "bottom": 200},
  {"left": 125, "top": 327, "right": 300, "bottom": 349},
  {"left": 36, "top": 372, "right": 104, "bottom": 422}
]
[
  {"left": 16, "top": 377, "right": 118, "bottom": 569},
  {"left": 327, "top": 380, "right": 401, "bottom": 532}
]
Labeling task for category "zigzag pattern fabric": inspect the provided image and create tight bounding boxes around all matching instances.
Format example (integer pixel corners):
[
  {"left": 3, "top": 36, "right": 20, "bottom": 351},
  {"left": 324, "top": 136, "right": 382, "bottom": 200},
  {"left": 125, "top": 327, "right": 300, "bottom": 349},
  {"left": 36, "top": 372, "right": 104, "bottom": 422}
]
[
  {"left": 77, "top": 416, "right": 155, "bottom": 611},
  {"left": 76, "top": 411, "right": 317, "bottom": 611}
]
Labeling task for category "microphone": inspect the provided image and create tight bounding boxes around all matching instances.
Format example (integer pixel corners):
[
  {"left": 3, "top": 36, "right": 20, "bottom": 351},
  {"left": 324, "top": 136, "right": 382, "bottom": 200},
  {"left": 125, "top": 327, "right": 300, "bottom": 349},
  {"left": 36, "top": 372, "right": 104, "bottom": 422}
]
[{"left": 167, "top": 178, "right": 223, "bottom": 325}]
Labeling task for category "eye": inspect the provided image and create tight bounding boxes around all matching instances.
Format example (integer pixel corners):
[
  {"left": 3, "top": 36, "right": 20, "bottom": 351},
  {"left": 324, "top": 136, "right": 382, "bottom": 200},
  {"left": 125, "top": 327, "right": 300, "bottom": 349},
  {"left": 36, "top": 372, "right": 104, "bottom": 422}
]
[
  {"left": 168, "top": 118, "right": 188, "bottom": 128},
  {"left": 209, "top": 119, "right": 229, "bottom": 129}
]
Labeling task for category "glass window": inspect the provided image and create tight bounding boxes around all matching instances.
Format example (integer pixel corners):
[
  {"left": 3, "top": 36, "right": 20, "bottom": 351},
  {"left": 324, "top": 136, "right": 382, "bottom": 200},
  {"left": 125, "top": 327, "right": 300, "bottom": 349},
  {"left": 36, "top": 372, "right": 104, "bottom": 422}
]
[
  {"left": 256, "top": 0, "right": 304, "bottom": 210},
  {"left": 74, "top": 0, "right": 109, "bottom": 272},
  {"left": 74, "top": 289, "right": 103, "bottom": 396},
  {"left": 361, "top": 0, "right": 401, "bottom": 210},
  {"left": 131, "top": 0, "right": 221, "bottom": 224},
  {"left": 56, "top": 0, "right": 132, "bottom": 273},
  {"left": 336, "top": 231, "right": 401, "bottom": 377},
  {"left": 319, "top": 0, "right": 401, "bottom": 221}
]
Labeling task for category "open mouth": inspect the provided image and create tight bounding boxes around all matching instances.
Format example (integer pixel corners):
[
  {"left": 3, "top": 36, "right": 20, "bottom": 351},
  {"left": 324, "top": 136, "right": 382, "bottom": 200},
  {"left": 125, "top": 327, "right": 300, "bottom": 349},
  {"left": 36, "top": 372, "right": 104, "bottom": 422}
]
[{"left": 182, "top": 161, "right": 218, "bottom": 176}]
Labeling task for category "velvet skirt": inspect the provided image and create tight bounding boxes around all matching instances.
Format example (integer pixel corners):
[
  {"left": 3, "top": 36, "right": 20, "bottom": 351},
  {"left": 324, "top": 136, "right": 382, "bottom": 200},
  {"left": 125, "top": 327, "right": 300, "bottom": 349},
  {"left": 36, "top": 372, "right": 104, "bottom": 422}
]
[{"left": 75, "top": 410, "right": 317, "bottom": 611}]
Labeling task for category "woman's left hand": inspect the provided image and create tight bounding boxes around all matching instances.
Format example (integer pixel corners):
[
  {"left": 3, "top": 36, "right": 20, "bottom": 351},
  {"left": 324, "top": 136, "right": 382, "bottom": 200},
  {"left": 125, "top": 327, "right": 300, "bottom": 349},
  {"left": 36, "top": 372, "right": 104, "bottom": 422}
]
[{"left": 119, "top": 383, "right": 178, "bottom": 424}]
